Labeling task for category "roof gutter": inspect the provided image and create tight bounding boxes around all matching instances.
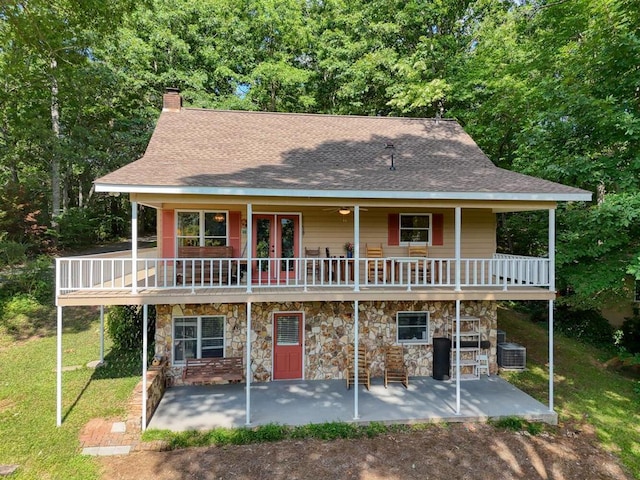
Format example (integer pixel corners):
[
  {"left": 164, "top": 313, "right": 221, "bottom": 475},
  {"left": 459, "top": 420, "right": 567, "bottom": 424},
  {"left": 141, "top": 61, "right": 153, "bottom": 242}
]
[{"left": 94, "top": 183, "right": 593, "bottom": 203}]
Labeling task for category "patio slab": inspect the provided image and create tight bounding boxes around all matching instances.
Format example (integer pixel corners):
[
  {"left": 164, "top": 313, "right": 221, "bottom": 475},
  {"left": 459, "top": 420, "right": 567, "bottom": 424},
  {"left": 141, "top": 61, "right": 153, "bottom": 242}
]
[{"left": 148, "top": 376, "right": 556, "bottom": 431}]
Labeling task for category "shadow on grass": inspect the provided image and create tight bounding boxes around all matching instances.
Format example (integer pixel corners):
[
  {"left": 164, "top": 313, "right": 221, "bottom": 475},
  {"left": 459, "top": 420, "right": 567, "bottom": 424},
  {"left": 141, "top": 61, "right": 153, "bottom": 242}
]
[
  {"left": 62, "top": 346, "right": 149, "bottom": 422},
  {"left": 0, "top": 303, "right": 98, "bottom": 346}
]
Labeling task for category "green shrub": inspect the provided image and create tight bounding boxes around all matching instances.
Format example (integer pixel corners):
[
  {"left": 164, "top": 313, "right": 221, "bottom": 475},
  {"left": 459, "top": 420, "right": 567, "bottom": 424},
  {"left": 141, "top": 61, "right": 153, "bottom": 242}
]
[
  {"left": 0, "top": 240, "right": 28, "bottom": 267},
  {"left": 554, "top": 306, "right": 614, "bottom": 349},
  {"left": 0, "top": 255, "right": 53, "bottom": 303},
  {"left": 0, "top": 294, "right": 52, "bottom": 338},
  {"left": 106, "top": 305, "right": 156, "bottom": 352},
  {"left": 620, "top": 315, "right": 640, "bottom": 354}
]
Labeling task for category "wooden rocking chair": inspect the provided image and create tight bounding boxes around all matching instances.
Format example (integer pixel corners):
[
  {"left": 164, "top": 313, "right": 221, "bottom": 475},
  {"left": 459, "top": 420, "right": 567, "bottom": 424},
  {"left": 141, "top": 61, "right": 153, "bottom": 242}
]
[
  {"left": 366, "top": 243, "right": 385, "bottom": 283},
  {"left": 384, "top": 345, "right": 409, "bottom": 388},
  {"left": 346, "top": 344, "right": 370, "bottom": 390}
]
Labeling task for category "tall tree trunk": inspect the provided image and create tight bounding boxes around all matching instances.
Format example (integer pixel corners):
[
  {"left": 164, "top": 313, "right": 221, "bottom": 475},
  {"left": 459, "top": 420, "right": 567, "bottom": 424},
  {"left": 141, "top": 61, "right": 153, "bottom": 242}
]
[{"left": 50, "top": 57, "right": 61, "bottom": 228}]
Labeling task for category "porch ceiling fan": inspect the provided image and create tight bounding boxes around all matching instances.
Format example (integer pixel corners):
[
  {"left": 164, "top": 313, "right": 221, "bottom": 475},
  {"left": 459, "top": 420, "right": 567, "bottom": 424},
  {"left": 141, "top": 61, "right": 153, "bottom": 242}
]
[{"left": 322, "top": 206, "right": 368, "bottom": 216}]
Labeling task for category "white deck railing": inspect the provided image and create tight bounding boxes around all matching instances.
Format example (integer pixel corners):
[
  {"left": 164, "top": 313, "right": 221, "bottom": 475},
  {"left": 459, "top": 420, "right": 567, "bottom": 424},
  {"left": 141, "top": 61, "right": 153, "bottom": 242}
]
[{"left": 55, "top": 254, "right": 550, "bottom": 295}]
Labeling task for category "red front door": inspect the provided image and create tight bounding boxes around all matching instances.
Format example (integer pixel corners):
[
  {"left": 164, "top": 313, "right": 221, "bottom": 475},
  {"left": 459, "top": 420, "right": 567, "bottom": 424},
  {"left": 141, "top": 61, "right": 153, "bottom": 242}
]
[{"left": 273, "top": 313, "right": 303, "bottom": 380}]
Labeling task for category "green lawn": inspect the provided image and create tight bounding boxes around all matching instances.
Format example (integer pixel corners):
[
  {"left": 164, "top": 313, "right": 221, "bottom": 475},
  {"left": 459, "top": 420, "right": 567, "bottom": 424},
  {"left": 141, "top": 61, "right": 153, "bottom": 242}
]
[
  {"left": 0, "top": 305, "right": 638, "bottom": 479},
  {"left": 0, "top": 307, "right": 140, "bottom": 480}
]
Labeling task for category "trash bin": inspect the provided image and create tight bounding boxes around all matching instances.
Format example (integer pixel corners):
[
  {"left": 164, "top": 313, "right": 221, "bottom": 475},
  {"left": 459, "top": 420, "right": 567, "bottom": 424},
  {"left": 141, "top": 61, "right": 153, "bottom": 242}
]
[{"left": 432, "top": 337, "right": 451, "bottom": 380}]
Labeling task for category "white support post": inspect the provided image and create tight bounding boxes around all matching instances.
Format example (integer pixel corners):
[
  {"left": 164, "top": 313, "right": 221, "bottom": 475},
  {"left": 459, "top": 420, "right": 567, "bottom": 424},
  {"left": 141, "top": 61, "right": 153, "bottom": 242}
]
[
  {"left": 353, "top": 300, "right": 359, "bottom": 420},
  {"left": 142, "top": 304, "right": 148, "bottom": 431},
  {"left": 131, "top": 201, "right": 138, "bottom": 294},
  {"left": 56, "top": 305, "right": 63, "bottom": 426},
  {"left": 548, "top": 208, "right": 556, "bottom": 412},
  {"left": 455, "top": 299, "right": 461, "bottom": 415},
  {"left": 548, "top": 299, "right": 554, "bottom": 412},
  {"left": 354, "top": 206, "right": 360, "bottom": 292},
  {"left": 549, "top": 208, "right": 556, "bottom": 293},
  {"left": 455, "top": 207, "right": 461, "bottom": 291},
  {"left": 246, "top": 204, "right": 253, "bottom": 294},
  {"left": 246, "top": 301, "right": 252, "bottom": 425},
  {"left": 99, "top": 305, "right": 105, "bottom": 364}
]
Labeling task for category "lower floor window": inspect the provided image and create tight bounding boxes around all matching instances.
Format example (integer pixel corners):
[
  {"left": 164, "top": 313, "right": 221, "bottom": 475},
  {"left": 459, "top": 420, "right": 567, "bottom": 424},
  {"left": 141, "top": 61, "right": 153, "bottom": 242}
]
[
  {"left": 173, "top": 316, "right": 225, "bottom": 363},
  {"left": 397, "top": 311, "right": 429, "bottom": 344}
]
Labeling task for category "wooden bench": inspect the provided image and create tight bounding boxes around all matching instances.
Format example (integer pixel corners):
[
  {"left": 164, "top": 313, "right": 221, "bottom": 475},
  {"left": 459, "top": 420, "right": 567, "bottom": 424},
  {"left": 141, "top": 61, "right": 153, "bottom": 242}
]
[
  {"left": 176, "top": 245, "right": 235, "bottom": 285},
  {"left": 181, "top": 357, "right": 243, "bottom": 384}
]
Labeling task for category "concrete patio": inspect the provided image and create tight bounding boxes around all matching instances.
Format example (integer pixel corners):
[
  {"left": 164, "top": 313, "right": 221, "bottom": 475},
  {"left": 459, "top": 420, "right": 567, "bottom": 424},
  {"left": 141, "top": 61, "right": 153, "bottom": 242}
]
[{"left": 147, "top": 376, "right": 556, "bottom": 431}]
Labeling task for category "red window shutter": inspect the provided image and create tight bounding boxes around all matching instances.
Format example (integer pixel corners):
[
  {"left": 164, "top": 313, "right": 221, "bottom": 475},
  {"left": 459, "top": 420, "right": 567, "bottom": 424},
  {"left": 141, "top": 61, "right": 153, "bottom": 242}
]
[
  {"left": 229, "top": 211, "right": 242, "bottom": 257},
  {"left": 161, "top": 210, "right": 175, "bottom": 258},
  {"left": 388, "top": 213, "right": 399, "bottom": 246},
  {"left": 432, "top": 213, "right": 444, "bottom": 246}
]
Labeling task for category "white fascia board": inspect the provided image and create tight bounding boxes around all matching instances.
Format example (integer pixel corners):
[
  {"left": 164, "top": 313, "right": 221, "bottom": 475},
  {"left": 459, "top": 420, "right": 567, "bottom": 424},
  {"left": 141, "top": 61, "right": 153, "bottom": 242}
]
[{"left": 94, "top": 183, "right": 592, "bottom": 202}]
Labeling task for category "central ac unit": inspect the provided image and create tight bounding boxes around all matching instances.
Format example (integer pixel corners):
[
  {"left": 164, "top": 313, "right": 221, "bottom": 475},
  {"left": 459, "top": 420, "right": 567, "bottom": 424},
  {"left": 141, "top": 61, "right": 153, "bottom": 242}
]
[{"left": 497, "top": 342, "right": 526, "bottom": 370}]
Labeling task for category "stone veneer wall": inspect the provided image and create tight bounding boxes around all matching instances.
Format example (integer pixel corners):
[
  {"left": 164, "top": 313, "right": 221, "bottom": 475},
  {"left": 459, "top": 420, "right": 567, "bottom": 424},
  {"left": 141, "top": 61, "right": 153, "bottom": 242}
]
[
  {"left": 127, "top": 365, "right": 166, "bottom": 431},
  {"left": 155, "top": 300, "right": 497, "bottom": 384}
]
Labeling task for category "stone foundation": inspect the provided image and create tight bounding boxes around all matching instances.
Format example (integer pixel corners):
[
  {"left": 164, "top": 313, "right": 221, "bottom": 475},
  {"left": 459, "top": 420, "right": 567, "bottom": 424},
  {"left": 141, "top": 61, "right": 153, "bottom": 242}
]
[{"left": 155, "top": 300, "right": 498, "bottom": 384}]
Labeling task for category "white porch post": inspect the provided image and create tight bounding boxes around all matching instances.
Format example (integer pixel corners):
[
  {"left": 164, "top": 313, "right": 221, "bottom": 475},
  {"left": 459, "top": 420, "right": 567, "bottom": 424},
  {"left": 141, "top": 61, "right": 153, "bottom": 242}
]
[
  {"left": 354, "top": 206, "right": 360, "bottom": 292},
  {"left": 455, "top": 299, "right": 461, "bottom": 415},
  {"left": 353, "top": 300, "right": 359, "bottom": 419},
  {"left": 99, "top": 305, "right": 105, "bottom": 364},
  {"left": 246, "top": 301, "right": 252, "bottom": 425},
  {"left": 131, "top": 200, "right": 138, "bottom": 294},
  {"left": 548, "top": 208, "right": 556, "bottom": 412},
  {"left": 142, "top": 304, "right": 148, "bottom": 431},
  {"left": 246, "top": 204, "right": 253, "bottom": 294},
  {"left": 56, "top": 305, "right": 63, "bottom": 426},
  {"left": 454, "top": 207, "right": 461, "bottom": 291}
]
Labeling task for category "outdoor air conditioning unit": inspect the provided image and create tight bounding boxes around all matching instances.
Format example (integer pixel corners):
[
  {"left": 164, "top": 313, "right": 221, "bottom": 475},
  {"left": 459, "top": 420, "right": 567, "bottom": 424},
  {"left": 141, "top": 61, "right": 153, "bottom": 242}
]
[
  {"left": 497, "top": 343, "right": 526, "bottom": 370},
  {"left": 497, "top": 329, "right": 506, "bottom": 345}
]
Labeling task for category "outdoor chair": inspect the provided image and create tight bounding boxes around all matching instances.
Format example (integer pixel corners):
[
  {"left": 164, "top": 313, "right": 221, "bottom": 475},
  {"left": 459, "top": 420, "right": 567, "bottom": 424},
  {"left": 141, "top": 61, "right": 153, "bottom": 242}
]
[
  {"left": 477, "top": 353, "right": 490, "bottom": 376},
  {"left": 346, "top": 344, "right": 370, "bottom": 390},
  {"left": 366, "top": 243, "right": 385, "bottom": 283},
  {"left": 305, "top": 247, "right": 321, "bottom": 280},
  {"left": 384, "top": 345, "right": 409, "bottom": 388}
]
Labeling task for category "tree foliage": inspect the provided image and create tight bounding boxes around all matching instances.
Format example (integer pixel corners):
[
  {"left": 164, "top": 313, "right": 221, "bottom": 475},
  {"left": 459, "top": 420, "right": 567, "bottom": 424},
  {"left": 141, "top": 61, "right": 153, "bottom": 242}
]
[{"left": 2, "top": 0, "right": 640, "bottom": 311}]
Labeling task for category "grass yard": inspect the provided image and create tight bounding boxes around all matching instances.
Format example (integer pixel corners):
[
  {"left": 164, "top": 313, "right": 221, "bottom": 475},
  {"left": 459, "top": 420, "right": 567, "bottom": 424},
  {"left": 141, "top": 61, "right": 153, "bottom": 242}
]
[
  {"left": 0, "top": 307, "right": 140, "bottom": 480},
  {"left": 498, "top": 306, "right": 640, "bottom": 478}
]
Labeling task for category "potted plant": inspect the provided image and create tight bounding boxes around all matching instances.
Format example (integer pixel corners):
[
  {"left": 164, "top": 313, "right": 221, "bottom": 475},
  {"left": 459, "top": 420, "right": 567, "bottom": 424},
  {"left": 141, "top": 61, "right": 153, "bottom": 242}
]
[{"left": 344, "top": 242, "right": 354, "bottom": 258}]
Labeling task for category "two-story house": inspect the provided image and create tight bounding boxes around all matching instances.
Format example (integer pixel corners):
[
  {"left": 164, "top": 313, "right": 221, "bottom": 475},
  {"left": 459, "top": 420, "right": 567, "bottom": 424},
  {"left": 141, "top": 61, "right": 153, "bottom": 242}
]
[{"left": 55, "top": 90, "right": 591, "bottom": 428}]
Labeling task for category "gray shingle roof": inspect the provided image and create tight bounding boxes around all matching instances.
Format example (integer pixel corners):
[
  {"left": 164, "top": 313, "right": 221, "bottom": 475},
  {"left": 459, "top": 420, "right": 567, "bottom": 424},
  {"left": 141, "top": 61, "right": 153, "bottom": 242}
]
[{"left": 95, "top": 109, "right": 591, "bottom": 201}]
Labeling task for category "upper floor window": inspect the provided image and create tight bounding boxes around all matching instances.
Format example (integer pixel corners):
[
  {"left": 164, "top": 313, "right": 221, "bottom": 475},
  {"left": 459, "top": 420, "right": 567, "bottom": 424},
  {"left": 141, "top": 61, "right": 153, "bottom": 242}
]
[
  {"left": 177, "top": 211, "right": 227, "bottom": 247},
  {"left": 399, "top": 214, "right": 432, "bottom": 245}
]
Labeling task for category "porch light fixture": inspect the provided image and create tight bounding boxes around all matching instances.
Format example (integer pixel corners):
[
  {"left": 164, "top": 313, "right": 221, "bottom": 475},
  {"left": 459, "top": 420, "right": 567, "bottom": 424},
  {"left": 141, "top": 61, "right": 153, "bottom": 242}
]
[
  {"left": 338, "top": 208, "right": 351, "bottom": 215},
  {"left": 214, "top": 212, "right": 225, "bottom": 222}
]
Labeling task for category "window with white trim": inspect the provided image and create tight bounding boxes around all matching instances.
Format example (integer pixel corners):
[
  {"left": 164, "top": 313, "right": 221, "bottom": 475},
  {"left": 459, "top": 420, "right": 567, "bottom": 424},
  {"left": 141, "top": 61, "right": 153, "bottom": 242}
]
[
  {"left": 173, "top": 316, "right": 225, "bottom": 363},
  {"left": 397, "top": 311, "right": 430, "bottom": 344},
  {"left": 399, "top": 213, "right": 432, "bottom": 245},
  {"left": 177, "top": 211, "right": 228, "bottom": 247}
]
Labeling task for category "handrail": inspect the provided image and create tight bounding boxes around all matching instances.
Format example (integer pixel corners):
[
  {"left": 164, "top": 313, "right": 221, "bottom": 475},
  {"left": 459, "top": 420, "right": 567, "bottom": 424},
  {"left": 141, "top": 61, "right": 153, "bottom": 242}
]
[{"left": 55, "top": 255, "right": 550, "bottom": 294}]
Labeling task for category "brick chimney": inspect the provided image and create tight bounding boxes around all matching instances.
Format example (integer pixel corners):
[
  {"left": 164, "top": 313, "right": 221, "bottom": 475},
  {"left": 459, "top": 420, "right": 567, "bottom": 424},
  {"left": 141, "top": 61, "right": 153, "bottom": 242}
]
[{"left": 162, "top": 88, "right": 182, "bottom": 112}]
